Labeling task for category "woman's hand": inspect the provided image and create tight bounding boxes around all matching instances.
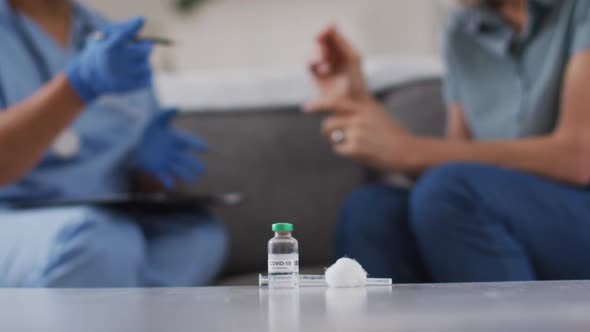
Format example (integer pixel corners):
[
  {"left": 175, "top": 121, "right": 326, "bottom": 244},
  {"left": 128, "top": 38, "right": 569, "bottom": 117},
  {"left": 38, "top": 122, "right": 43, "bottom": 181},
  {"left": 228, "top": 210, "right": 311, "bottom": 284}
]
[
  {"left": 304, "top": 96, "right": 416, "bottom": 171},
  {"left": 309, "top": 26, "right": 370, "bottom": 100}
]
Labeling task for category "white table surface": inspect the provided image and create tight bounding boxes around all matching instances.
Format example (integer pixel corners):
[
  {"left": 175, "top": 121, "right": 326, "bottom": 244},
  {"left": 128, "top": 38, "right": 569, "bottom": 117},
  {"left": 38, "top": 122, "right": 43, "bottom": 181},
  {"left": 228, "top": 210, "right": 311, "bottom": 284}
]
[{"left": 1, "top": 280, "right": 589, "bottom": 331}]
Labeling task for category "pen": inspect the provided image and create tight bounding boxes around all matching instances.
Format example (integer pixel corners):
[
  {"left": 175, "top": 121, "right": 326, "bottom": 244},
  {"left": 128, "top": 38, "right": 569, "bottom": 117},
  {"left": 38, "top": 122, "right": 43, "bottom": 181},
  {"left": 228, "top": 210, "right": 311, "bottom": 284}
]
[
  {"left": 91, "top": 31, "right": 173, "bottom": 46},
  {"left": 135, "top": 37, "right": 173, "bottom": 46}
]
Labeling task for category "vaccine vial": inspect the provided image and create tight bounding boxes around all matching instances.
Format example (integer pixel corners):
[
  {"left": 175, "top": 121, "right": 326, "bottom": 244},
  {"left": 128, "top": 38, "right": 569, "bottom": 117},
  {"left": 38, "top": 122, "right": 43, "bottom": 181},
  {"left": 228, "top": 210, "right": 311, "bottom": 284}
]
[{"left": 268, "top": 223, "right": 299, "bottom": 288}]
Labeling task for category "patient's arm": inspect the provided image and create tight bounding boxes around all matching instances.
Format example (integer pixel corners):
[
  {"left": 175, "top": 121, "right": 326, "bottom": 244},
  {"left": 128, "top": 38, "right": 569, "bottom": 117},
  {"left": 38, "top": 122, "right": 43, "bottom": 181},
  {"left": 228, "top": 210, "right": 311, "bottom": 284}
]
[
  {"left": 446, "top": 104, "right": 472, "bottom": 141},
  {"left": 309, "top": 26, "right": 370, "bottom": 100},
  {"left": 0, "top": 75, "right": 84, "bottom": 186},
  {"left": 395, "top": 104, "right": 472, "bottom": 183},
  {"left": 404, "top": 51, "right": 590, "bottom": 186},
  {"left": 307, "top": 50, "right": 590, "bottom": 186}
]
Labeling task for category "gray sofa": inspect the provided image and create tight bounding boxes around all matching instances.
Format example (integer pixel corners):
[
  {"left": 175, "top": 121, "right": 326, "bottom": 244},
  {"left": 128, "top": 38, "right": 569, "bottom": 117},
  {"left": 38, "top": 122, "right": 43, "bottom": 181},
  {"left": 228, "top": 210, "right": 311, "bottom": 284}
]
[{"left": 175, "top": 78, "right": 446, "bottom": 285}]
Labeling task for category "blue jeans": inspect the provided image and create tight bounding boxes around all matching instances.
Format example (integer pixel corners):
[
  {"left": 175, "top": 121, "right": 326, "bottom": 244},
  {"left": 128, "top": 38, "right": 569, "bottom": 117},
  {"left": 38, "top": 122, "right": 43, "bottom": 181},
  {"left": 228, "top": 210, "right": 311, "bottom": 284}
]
[
  {"left": 337, "top": 163, "right": 590, "bottom": 282},
  {"left": 0, "top": 207, "right": 228, "bottom": 287}
]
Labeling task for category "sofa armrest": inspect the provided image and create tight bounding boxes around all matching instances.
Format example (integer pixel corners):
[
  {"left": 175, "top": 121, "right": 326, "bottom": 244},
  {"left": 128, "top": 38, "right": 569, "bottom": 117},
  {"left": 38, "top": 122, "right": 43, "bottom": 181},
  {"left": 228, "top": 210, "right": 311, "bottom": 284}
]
[{"left": 377, "top": 78, "right": 446, "bottom": 138}]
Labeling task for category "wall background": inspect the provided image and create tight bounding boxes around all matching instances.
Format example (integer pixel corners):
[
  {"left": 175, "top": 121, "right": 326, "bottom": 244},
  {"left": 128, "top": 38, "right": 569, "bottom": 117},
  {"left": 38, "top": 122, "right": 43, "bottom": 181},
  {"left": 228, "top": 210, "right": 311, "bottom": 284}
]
[{"left": 80, "top": 0, "right": 453, "bottom": 73}]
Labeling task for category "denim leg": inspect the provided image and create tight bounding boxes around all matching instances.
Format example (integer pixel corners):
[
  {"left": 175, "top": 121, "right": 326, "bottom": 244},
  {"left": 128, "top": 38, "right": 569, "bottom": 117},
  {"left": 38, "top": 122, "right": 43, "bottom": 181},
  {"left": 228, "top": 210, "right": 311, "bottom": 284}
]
[
  {"left": 410, "top": 163, "right": 590, "bottom": 282},
  {"left": 337, "top": 184, "right": 428, "bottom": 282}
]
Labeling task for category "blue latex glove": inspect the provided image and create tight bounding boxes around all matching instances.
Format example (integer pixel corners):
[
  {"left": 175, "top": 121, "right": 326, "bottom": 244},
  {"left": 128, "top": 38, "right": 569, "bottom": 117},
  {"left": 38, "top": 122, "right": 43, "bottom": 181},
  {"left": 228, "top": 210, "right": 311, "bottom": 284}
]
[
  {"left": 66, "top": 17, "right": 153, "bottom": 103},
  {"left": 137, "top": 109, "right": 208, "bottom": 190}
]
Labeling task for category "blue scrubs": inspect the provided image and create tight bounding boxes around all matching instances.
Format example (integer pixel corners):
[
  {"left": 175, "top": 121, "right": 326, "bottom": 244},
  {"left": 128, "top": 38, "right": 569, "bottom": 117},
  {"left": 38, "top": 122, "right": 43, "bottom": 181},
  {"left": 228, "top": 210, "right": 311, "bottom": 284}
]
[
  {"left": 337, "top": 0, "right": 590, "bottom": 282},
  {"left": 0, "top": 1, "right": 227, "bottom": 287}
]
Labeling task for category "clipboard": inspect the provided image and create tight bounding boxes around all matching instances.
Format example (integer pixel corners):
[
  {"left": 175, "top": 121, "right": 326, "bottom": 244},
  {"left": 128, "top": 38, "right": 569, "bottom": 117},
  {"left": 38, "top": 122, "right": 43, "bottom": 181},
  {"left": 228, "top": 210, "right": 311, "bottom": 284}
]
[{"left": 10, "top": 192, "right": 243, "bottom": 215}]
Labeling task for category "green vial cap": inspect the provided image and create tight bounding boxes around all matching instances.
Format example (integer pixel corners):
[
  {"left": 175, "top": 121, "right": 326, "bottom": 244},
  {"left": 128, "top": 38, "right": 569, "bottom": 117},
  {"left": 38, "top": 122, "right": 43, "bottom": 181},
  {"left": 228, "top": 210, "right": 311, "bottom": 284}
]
[{"left": 272, "top": 223, "right": 294, "bottom": 232}]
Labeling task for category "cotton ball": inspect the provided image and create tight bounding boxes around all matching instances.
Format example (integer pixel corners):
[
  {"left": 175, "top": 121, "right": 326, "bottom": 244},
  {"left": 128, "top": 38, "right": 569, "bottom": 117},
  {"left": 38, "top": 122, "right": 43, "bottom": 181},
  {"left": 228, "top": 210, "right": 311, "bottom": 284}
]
[{"left": 325, "top": 258, "right": 368, "bottom": 288}]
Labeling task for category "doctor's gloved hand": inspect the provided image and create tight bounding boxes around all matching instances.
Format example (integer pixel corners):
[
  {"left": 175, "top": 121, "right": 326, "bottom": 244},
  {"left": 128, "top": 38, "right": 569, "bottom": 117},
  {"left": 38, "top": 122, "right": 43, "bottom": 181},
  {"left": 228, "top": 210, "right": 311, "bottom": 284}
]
[
  {"left": 137, "top": 109, "right": 208, "bottom": 190},
  {"left": 66, "top": 17, "right": 153, "bottom": 103}
]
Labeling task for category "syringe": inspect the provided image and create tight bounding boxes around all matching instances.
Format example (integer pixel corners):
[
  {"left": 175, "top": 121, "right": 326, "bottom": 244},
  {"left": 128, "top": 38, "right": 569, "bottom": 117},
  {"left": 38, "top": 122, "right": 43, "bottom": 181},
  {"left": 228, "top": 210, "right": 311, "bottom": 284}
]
[{"left": 259, "top": 274, "right": 392, "bottom": 287}]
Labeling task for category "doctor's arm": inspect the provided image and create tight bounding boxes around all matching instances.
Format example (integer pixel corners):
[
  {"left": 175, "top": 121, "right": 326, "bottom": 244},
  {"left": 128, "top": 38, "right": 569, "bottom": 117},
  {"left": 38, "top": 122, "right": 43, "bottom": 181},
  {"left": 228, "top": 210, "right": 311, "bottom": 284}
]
[
  {"left": 0, "top": 76, "right": 84, "bottom": 186},
  {"left": 307, "top": 49, "right": 590, "bottom": 186},
  {"left": 0, "top": 17, "right": 152, "bottom": 187}
]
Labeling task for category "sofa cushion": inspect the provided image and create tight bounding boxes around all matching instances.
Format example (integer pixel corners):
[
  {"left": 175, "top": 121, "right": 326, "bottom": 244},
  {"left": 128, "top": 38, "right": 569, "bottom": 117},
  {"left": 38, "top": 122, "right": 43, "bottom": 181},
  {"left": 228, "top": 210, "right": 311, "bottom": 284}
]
[
  {"left": 176, "top": 109, "right": 366, "bottom": 277},
  {"left": 175, "top": 78, "right": 446, "bottom": 280}
]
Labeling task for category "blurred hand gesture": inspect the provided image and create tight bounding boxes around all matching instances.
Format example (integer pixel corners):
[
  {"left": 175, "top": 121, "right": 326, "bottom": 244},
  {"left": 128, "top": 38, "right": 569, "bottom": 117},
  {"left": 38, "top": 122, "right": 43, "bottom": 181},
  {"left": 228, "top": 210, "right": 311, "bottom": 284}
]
[
  {"left": 137, "top": 109, "right": 207, "bottom": 190},
  {"left": 304, "top": 96, "right": 412, "bottom": 171},
  {"left": 67, "top": 17, "right": 153, "bottom": 103},
  {"left": 308, "top": 26, "right": 370, "bottom": 100},
  {"left": 306, "top": 26, "right": 414, "bottom": 172}
]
